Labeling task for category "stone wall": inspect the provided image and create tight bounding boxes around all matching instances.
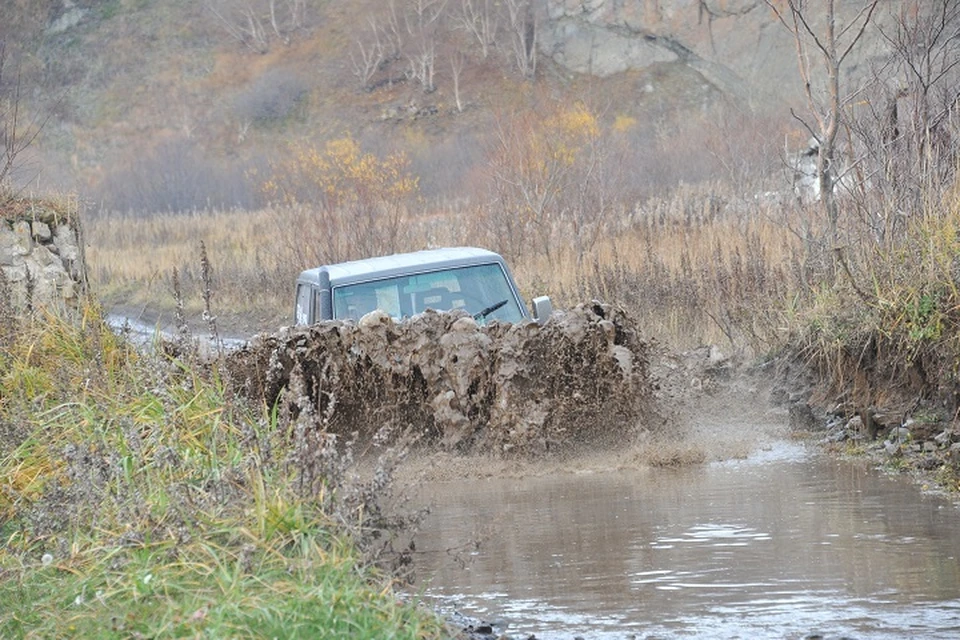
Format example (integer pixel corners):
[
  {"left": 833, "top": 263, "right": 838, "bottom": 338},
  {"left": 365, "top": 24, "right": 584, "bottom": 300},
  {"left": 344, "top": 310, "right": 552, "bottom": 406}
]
[{"left": 0, "top": 200, "right": 86, "bottom": 312}]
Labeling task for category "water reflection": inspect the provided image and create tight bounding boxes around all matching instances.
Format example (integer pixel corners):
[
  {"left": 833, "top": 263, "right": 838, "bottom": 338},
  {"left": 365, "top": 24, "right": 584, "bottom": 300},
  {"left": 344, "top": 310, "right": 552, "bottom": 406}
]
[{"left": 413, "top": 440, "right": 960, "bottom": 639}]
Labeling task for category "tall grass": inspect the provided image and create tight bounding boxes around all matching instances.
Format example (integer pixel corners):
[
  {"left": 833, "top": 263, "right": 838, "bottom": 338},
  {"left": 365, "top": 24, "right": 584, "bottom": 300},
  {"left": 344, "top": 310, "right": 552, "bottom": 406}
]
[
  {"left": 0, "top": 304, "right": 446, "bottom": 639},
  {"left": 85, "top": 170, "right": 960, "bottom": 395},
  {"left": 85, "top": 187, "right": 804, "bottom": 352},
  {"left": 790, "top": 185, "right": 960, "bottom": 410}
]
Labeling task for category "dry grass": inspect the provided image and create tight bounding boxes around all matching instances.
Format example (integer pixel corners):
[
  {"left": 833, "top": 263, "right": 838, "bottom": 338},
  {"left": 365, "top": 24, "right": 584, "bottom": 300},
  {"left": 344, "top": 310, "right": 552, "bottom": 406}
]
[
  {"left": 85, "top": 186, "right": 804, "bottom": 351},
  {"left": 86, "top": 207, "right": 294, "bottom": 324}
]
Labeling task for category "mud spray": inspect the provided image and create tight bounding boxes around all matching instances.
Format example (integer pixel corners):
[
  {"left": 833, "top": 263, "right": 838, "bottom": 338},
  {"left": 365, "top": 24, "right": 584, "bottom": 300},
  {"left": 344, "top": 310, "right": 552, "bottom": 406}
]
[{"left": 226, "top": 302, "right": 657, "bottom": 457}]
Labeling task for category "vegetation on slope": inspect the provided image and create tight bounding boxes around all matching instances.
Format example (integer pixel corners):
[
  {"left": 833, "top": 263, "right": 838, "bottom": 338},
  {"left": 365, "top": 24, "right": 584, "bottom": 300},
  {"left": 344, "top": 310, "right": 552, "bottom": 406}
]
[{"left": 0, "top": 300, "right": 446, "bottom": 638}]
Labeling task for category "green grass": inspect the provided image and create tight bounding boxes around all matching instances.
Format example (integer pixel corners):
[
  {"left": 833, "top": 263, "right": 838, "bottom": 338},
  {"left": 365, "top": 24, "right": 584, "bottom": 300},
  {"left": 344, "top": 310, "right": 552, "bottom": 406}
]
[
  {"left": 0, "top": 304, "right": 446, "bottom": 639},
  {"left": 1, "top": 534, "right": 439, "bottom": 638}
]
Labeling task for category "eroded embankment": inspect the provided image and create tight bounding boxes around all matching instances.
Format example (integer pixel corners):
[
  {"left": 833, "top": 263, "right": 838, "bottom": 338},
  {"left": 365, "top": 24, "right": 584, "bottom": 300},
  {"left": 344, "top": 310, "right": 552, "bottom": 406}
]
[
  {"left": 225, "top": 303, "right": 654, "bottom": 455},
  {"left": 777, "top": 331, "right": 960, "bottom": 493}
]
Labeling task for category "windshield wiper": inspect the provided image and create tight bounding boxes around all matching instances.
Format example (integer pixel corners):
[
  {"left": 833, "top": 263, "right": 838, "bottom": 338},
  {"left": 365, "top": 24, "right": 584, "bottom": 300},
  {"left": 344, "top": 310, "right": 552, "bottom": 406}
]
[{"left": 473, "top": 299, "right": 508, "bottom": 321}]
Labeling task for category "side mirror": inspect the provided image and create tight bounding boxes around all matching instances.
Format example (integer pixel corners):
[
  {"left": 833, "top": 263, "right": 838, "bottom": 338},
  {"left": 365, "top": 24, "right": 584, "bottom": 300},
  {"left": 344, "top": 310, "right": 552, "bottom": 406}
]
[{"left": 531, "top": 296, "right": 553, "bottom": 325}]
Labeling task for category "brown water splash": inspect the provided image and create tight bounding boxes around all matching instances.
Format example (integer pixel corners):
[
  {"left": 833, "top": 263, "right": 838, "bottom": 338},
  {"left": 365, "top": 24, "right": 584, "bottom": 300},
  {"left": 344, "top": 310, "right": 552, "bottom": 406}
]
[{"left": 225, "top": 302, "right": 653, "bottom": 455}]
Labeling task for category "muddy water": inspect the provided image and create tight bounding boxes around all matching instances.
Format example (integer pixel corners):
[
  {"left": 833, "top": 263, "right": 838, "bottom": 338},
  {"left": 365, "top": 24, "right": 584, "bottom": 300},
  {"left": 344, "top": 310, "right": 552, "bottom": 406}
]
[{"left": 413, "top": 442, "right": 960, "bottom": 639}]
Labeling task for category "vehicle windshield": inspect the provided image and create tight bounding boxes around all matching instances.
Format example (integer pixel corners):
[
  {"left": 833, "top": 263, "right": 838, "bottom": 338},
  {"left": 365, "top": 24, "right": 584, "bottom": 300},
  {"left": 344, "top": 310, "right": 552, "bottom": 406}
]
[{"left": 332, "top": 263, "right": 525, "bottom": 323}]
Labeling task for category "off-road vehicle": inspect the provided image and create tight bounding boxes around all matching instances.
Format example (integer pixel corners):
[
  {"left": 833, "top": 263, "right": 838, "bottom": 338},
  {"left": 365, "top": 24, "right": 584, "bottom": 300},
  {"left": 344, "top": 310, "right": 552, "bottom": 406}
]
[{"left": 293, "top": 247, "right": 552, "bottom": 325}]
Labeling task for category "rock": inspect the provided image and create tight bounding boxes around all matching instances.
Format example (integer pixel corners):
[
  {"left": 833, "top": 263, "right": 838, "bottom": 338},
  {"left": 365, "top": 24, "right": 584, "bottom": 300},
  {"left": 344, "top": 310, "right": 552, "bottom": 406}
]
[
  {"left": 0, "top": 242, "right": 16, "bottom": 267},
  {"left": 31, "top": 245, "right": 60, "bottom": 268},
  {"left": 53, "top": 224, "right": 80, "bottom": 262},
  {"left": 539, "top": 0, "right": 889, "bottom": 103},
  {"left": 889, "top": 426, "right": 912, "bottom": 442},
  {"left": 789, "top": 401, "right": 817, "bottom": 431},
  {"left": 923, "top": 440, "right": 939, "bottom": 452},
  {"left": 846, "top": 414, "right": 863, "bottom": 435},
  {"left": 824, "top": 426, "right": 848, "bottom": 443},
  {"left": 934, "top": 429, "right": 954, "bottom": 445},
  {"left": 35, "top": 206, "right": 60, "bottom": 225},
  {"left": 708, "top": 344, "right": 727, "bottom": 365},
  {"left": 2, "top": 263, "right": 27, "bottom": 283},
  {"left": 12, "top": 221, "right": 32, "bottom": 253},
  {"left": 47, "top": 4, "right": 87, "bottom": 34},
  {"left": 0, "top": 206, "right": 85, "bottom": 310},
  {"left": 31, "top": 221, "right": 52, "bottom": 242},
  {"left": 948, "top": 443, "right": 960, "bottom": 462},
  {"left": 539, "top": 19, "right": 677, "bottom": 77}
]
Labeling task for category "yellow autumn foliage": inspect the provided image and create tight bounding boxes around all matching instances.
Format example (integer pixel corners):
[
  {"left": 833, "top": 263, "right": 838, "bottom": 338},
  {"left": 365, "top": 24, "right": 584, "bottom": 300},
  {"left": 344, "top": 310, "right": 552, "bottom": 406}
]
[
  {"left": 542, "top": 103, "right": 600, "bottom": 166},
  {"left": 261, "top": 135, "right": 419, "bottom": 211}
]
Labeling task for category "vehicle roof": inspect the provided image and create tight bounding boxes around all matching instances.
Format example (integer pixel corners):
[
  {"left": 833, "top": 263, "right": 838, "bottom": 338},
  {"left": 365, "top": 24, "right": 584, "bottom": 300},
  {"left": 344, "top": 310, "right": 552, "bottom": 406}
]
[{"left": 297, "top": 247, "right": 508, "bottom": 287}]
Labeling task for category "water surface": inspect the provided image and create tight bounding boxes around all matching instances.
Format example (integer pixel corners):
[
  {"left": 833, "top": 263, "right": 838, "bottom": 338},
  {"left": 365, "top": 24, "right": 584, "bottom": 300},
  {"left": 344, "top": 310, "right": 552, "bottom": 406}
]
[{"left": 413, "top": 441, "right": 960, "bottom": 639}]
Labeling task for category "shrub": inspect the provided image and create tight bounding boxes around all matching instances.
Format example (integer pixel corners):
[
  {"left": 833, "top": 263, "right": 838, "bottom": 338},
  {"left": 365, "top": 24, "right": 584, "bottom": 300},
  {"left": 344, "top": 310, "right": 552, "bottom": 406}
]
[
  {"left": 232, "top": 67, "right": 309, "bottom": 126},
  {"left": 95, "top": 135, "right": 255, "bottom": 213}
]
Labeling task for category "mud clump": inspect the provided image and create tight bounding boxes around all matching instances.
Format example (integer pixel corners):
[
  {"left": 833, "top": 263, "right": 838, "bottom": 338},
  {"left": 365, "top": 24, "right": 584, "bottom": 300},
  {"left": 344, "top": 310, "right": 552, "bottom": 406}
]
[{"left": 226, "top": 302, "right": 653, "bottom": 455}]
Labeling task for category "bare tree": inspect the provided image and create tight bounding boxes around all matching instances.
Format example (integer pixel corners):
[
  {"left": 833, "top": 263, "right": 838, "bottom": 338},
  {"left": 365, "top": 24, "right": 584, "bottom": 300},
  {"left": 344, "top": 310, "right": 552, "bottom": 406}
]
[
  {"left": 404, "top": 0, "right": 449, "bottom": 93},
  {"left": 456, "top": 0, "right": 499, "bottom": 59},
  {"left": 408, "top": 37, "right": 437, "bottom": 93},
  {"left": 405, "top": 0, "right": 449, "bottom": 30},
  {"left": 765, "top": 0, "right": 880, "bottom": 245},
  {"left": 0, "top": 43, "right": 51, "bottom": 198},
  {"left": 205, "top": 0, "right": 308, "bottom": 53},
  {"left": 206, "top": 0, "right": 270, "bottom": 53},
  {"left": 284, "top": 0, "right": 307, "bottom": 33},
  {"left": 502, "top": 0, "right": 537, "bottom": 78},
  {"left": 350, "top": 17, "right": 386, "bottom": 90},
  {"left": 383, "top": 0, "right": 405, "bottom": 61},
  {"left": 837, "top": 0, "right": 960, "bottom": 244},
  {"left": 450, "top": 49, "right": 466, "bottom": 112},
  {"left": 484, "top": 106, "right": 583, "bottom": 262},
  {"left": 878, "top": 1, "right": 960, "bottom": 193},
  {"left": 565, "top": 122, "right": 624, "bottom": 271}
]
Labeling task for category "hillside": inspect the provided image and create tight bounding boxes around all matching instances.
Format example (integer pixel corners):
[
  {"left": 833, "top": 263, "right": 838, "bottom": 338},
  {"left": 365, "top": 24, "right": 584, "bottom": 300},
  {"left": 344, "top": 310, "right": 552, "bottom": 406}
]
[{"left": 2, "top": 0, "right": 900, "bottom": 212}]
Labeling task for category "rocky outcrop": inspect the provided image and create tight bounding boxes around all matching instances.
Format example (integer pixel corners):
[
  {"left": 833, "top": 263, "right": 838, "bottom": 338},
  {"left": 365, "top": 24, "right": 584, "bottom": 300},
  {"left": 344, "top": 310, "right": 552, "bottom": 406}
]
[
  {"left": 540, "top": 0, "right": 886, "bottom": 101},
  {"left": 0, "top": 199, "right": 86, "bottom": 312}
]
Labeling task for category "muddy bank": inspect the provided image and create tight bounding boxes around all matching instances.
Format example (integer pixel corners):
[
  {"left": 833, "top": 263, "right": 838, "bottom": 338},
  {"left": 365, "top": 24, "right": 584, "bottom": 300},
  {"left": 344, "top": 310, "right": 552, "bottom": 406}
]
[
  {"left": 773, "top": 342, "right": 960, "bottom": 495},
  {"left": 225, "top": 302, "right": 655, "bottom": 455}
]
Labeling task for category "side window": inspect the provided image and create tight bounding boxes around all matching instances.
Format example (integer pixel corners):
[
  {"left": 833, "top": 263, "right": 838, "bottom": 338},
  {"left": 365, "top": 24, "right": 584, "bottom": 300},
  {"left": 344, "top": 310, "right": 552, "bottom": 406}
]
[
  {"left": 295, "top": 284, "right": 313, "bottom": 325},
  {"left": 333, "top": 283, "right": 401, "bottom": 320}
]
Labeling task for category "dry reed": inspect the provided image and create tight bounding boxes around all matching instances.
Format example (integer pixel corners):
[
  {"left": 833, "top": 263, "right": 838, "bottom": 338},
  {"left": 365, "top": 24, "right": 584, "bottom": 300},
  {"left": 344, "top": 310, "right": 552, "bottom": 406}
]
[{"left": 85, "top": 186, "right": 806, "bottom": 353}]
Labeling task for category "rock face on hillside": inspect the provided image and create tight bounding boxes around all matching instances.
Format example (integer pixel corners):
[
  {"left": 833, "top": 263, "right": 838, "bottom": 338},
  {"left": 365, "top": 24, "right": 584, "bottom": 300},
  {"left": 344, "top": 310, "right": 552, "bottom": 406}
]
[
  {"left": 540, "top": 0, "right": 885, "bottom": 101},
  {"left": 0, "top": 201, "right": 86, "bottom": 311}
]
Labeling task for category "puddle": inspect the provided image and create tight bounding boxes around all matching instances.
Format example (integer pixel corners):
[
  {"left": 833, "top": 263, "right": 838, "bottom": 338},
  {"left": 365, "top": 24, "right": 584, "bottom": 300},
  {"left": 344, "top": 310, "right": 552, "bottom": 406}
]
[
  {"left": 412, "top": 441, "right": 960, "bottom": 639},
  {"left": 106, "top": 312, "right": 246, "bottom": 351}
]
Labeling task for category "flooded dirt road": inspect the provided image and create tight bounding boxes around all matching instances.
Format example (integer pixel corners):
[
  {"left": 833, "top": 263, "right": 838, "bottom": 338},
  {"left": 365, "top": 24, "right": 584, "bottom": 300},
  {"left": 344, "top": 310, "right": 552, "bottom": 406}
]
[{"left": 413, "top": 438, "right": 960, "bottom": 639}]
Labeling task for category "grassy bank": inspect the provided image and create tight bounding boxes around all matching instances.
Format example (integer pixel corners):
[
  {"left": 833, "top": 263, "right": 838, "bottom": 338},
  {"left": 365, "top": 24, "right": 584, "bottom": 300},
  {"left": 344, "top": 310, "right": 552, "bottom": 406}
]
[
  {"left": 0, "top": 305, "right": 446, "bottom": 639},
  {"left": 785, "top": 189, "right": 960, "bottom": 493}
]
